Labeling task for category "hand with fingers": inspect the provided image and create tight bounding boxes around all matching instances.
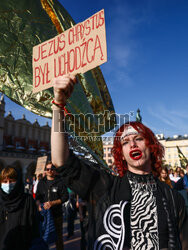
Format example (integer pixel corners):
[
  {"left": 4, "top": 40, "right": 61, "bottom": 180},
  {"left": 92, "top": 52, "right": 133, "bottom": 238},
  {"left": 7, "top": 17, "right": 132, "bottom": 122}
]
[
  {"left": 52, "top": 74, "right": 77, "bottom": 106},
  {"left": 43, "top": 201, "right": 53, "bottom": 210}
]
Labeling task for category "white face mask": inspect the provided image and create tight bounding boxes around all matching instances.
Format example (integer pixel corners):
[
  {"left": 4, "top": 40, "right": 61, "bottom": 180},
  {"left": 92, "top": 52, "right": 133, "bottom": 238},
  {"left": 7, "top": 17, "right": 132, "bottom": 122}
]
[{"left": 1, "top": 182, "right": 16, "bottom": 194}]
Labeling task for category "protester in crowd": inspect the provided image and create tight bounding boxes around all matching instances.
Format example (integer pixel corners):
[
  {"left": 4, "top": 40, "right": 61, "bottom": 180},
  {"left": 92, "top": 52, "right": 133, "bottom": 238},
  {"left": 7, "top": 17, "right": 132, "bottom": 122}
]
[
  {"left": 175, "top": 165, "right": 188, "bottom": 191},
  {"left": 159, "top": 166, "right": 173, "bottom": 188},
  {"left": 176, "top": 166, "right": 181, "bottom": 176},
  {"left": 184, "top": 165, "right": 188, "bottom": 190},
  {"left": 175, "top": 165, "right": 188, "bottom": 214},
  {"left": 170, "top": 170, "right": 181, "bottom": 183},
  {"left": 32, "top": 175, "right": 36, "bottom": 185},
  {"left": 180, "top": 169, "right": 185, "bottom": 178},
  {"left": 36, "top": 161, "right": 69, "bottom": 250},
  {"left": 51, "top": 75, "right": 188, "bottom": 249},
  {"left": 33, "top": 173, "right": 43, "bottom": 199},
  {"left": 0, "top": 166, "right": 40, "bottom": 249},
  {"left": 24, "top": 177, "right": 33, "bottom": 194},
  {"left": 76, "top": 195, "right": 88, "bottom": 250},
  {"left": 168, "top": 168, "right": 174, "bottom": 179}
]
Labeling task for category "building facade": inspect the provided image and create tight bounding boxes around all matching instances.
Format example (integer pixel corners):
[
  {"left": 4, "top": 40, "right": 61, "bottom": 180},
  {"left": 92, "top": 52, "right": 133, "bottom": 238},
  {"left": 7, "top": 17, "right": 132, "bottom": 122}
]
[
  {"left": 156, "top": 134, "right": 188, "bottom": 167},
  {"left": 102, "top": 136, "right": 114, "bottom": 167},
  {"left": 0, "top": 95, "right": 51, "bottom": 176}
]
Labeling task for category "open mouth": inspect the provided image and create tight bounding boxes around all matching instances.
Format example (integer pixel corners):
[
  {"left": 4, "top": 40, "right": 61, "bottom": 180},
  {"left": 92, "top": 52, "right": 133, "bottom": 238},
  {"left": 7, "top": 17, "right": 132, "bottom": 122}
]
[{"left": 129, "top": 149, "right": 142, "bottom": 160}]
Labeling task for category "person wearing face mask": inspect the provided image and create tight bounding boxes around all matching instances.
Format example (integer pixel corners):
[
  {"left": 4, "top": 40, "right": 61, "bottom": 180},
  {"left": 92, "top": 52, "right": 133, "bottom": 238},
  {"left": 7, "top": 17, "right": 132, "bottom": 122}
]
[
  {"left": 0, "top": 166, "right": 41, "bottom": 250},
  {"left": 50, "top": 75, "right": 188, "bottom": 250}
]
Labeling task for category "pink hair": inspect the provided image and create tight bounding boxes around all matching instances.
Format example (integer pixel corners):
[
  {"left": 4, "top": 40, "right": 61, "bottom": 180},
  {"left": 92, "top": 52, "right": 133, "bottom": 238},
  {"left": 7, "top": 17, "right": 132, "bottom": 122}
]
[{"left": 111, "top": 121, "right": 164, "bottom": 177}]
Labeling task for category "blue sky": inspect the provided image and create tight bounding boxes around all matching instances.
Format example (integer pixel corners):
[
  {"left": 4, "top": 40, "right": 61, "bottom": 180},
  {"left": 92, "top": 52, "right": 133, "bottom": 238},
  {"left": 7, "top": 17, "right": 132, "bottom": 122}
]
[{"left": 4, "top": 0, "right": 188, "bottom": 137}]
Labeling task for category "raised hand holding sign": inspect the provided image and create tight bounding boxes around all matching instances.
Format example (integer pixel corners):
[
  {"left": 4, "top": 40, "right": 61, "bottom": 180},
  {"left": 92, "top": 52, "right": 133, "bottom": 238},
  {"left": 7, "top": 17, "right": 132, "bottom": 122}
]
[{"left": 33, "top": 9, "right": 107, "bottom": 93}]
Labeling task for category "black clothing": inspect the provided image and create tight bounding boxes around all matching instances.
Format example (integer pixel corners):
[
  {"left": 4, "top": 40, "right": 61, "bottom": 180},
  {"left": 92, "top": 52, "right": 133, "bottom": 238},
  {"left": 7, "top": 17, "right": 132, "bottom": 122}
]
[
  {"left": 55, "top": 152, "right": 188, "bottom": 250},
  {"left": 36, "top": 176, "right": 68, "bottom": 218},
  {"left": 175, "top": 178, "right": 185, "bottom": 191},
  {"left": 66, "top": 197, "right": 77, "bottom": 238},
  {"left": 78, "top": 198, "right": 88, "bottom": 250},
  {"left": 0, "top": 172, "right": 25, "bottom": 222},
  {"left": 0, "top": 169, "right": 39, "bottom": 250},
  {"left": 36, "top": 176, "right": 68, "bottom": 250}
]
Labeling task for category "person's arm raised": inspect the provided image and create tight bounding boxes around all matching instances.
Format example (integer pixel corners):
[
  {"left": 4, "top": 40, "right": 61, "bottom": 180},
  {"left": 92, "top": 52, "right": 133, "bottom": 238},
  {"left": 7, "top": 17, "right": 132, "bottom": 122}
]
[{"left": 51, "top": 74, "right": 77, "bottom": 167}]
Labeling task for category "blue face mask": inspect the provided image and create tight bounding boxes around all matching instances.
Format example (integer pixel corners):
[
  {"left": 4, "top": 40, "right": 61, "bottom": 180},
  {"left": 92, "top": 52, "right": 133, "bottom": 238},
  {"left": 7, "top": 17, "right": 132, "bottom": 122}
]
[{"left": 1, "top": 182, "right": 16, "bottom": 194}]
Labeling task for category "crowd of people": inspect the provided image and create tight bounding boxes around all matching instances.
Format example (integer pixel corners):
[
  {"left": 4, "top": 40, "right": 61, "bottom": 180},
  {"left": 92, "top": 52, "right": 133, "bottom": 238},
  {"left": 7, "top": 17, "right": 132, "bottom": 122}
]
[
  {"left": 158, "top": 166, "right": 188, "bottom": 212},
  {"left": 0, "top": 162, "right": 88, "bottom": 249},
  {"left": 0, "top": 74, "right": 187, "bottom": 249},
  {"left": 159, "top": 165, "right": 188, "bottom": 190}
]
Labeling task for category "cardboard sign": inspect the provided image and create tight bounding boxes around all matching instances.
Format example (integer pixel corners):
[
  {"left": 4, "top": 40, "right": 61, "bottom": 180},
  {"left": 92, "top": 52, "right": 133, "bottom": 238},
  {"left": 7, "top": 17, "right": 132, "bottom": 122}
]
[
  {"left": 35, "top": 156, "right": 47, "bottom": 175},
  {"left": 33, "top": 9, "right": 107, "bottom": 93}
]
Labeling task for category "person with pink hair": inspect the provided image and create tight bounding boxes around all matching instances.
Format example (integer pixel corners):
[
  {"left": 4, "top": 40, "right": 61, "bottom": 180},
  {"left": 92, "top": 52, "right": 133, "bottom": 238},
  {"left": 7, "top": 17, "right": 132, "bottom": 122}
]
[{"left": 51, "top": 75, "right": 188, "bottom": 250}]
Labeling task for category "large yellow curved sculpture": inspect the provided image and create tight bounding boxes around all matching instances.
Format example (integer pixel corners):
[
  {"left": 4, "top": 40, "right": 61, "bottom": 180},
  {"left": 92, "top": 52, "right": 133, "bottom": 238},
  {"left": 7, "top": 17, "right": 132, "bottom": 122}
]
[{"left": 0, "top": 0, "right": 116, "bottom": 166}]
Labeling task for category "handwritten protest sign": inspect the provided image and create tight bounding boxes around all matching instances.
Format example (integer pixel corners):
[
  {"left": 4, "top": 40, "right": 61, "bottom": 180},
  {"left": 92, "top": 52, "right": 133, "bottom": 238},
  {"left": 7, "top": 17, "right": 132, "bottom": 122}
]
[
  {"left": 35, "top": 156, "right": 47, "bottom": 175},
  {"left": 33, "top": 9, "right": 107, "bottom": 93}
]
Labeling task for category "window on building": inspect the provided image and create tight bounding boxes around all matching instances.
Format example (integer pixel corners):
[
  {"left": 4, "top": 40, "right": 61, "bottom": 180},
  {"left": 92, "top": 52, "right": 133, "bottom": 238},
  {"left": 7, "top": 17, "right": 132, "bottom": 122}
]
[
  {"left": 108, "top": 148, "right": 111, "bottom": 152},
  {"left": 108, "top": 153, "right": 111, "bottom": 157},
  {"left": 104, "top": 154, "right": 106, "bottom": 157},
  {"left": 108, "top": 159, "right": 112, "bottom": 164},
  {"left": 104, "top": 148, "right": 106, "bottom": 152}
]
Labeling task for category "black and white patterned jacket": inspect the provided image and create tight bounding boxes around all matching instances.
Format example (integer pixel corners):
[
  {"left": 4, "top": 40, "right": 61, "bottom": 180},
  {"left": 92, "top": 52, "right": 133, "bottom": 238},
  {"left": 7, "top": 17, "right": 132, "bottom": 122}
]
[{"left": 56, "top": 152, "right": 188, "bottom": 250}]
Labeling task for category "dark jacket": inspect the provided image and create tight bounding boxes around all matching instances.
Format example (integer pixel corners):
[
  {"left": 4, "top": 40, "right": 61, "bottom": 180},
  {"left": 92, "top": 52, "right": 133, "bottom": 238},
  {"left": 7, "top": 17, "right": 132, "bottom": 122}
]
[
  {"left": 35, "top": 176, "right": 68, "bottom": 218},
  {"left": 175, "top": 174, "right": 188, "bottom": 190},
  {"left": 56, "top": 152, "right": 188, "bottom": 250},
  {"left": 0, "top": 170, "right": 39, "bottom": 250}
]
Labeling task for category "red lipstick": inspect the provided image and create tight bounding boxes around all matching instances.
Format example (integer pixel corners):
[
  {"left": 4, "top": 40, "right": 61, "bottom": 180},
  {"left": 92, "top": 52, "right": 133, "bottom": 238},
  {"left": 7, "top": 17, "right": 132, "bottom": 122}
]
[{"left": 129, "top": 149, "right": 142, "bottom": 160}]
